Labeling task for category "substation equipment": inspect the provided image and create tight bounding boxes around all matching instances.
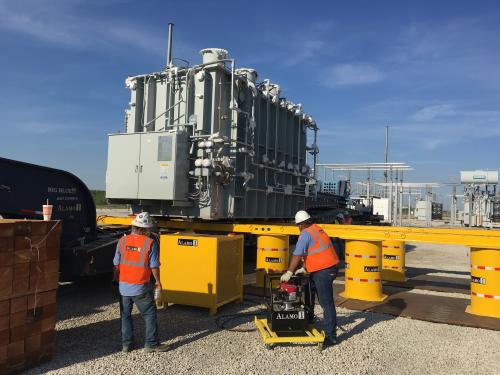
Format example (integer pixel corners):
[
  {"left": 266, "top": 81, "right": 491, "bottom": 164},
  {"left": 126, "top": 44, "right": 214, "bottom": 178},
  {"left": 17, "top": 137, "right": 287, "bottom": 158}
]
[
  {"left": 106, "top": 24, "right": 318, "bottom": 220},
  {"left": 461, "top": 170, "right": 500, "bottom": 227},
  {"left": 416, "top": 200, "right": 443, "bottom": 220},
  {"left": 314, "top": 163, "right": 446, "bottom": 227}
]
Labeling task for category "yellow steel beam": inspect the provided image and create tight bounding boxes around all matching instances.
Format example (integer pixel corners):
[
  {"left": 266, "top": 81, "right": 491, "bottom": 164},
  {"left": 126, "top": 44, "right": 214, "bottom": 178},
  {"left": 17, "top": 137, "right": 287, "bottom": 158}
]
[{"left": 96, "top": 216, "right": 500, "bottom": 249}]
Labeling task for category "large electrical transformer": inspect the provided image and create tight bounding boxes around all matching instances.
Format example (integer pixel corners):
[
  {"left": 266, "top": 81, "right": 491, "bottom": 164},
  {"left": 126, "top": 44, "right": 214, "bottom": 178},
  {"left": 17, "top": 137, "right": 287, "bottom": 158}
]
[{"left": 106, "top": 26, "right": 318, "bottom": 220}]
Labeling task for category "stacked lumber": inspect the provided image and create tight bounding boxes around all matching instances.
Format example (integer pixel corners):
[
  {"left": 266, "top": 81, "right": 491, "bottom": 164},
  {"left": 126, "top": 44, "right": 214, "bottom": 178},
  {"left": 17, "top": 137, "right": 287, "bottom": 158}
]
[{"left": 0, "top": 220, "right": 61, "bottom": 374}]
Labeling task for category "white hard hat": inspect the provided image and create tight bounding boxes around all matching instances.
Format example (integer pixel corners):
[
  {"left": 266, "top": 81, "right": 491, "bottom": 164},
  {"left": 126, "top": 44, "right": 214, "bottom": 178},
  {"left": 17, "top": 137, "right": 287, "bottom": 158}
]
[
  {"left": 132, "top": 212, "right": 154, "bottom": 228},
  {"left": 295, "top": 210, "right": 311, "bottom": 224}
]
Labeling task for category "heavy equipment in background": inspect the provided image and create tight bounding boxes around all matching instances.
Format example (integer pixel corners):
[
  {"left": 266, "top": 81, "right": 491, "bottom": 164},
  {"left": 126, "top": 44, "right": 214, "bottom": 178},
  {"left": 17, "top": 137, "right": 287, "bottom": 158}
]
[
  {"left": 461, "top": 170, "right": 500, "bottom": 227},
  {"left": 106, "top": 24, "right": 318, "bottom": 220},
  {"left": 0, "top": 157, "right": 124, "bottom": 277},
  {"left": 416, "top": 199, "right": 443, "bottom": 221}
]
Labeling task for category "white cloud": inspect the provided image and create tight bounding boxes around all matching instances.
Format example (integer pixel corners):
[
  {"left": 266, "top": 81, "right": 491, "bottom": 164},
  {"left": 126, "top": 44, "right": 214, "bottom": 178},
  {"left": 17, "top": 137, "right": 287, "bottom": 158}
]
[
  {"left": 284, "top": 39, "right": 325, "bottom": 67},
  {"left": 0, "top": 0, "right": 168, "bottom": 54},
  {"left": 386, "top": 17, "right": 500, "bottom": 88},
  {"left": 0, "top": 12, "right": 78, "bottom": 45},
  {"left": 396, "top": 18, "right": 480, "bottom": 61},
  {"left": 410, "top": 104, "right": 457, "bottom": 121},
  {"left": 392, "top": 111, "right": 500, "bottom": 150},
  {"left": 322, "top": 63, "right": 383, "bottom": 87},
  {"left": 332, "top": 95, "right": 500, "bottom": 152},
  {"left": 2, "top": 120, "right": 83, "bottom": 136},
  {"left": 245, "top": 21, "right": 335, "bottom": 67}
]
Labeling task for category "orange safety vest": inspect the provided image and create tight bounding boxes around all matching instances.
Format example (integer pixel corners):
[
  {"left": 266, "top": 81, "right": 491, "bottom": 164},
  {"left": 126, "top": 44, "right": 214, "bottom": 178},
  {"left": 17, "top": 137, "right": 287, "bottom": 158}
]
[
  {"left": 118, "top": 234, "right": 153, "bottom": 285},
  {"left": 303, "top": 224, "right": 339, "bottom": 273}
]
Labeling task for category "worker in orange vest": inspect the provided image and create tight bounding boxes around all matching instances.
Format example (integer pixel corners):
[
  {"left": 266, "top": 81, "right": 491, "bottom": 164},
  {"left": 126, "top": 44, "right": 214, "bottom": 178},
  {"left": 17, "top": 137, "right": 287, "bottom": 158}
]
[
  {"left": 113, "top": 212, "right": 168, "bottom": 353},
  {"left": 281, "top": 210, "right": 340, "bottom": 346}
]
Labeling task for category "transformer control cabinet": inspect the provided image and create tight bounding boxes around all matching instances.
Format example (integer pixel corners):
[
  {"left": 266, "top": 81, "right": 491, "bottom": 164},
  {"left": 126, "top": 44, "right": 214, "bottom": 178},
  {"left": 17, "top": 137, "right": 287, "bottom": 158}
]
[{"left": 106, "top": 130, "right": 189, "bottom": 204}]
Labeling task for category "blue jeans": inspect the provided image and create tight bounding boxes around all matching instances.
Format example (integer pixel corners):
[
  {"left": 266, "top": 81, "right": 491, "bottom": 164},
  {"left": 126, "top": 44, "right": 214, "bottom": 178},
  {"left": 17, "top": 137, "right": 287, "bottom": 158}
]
[
  {"left": 310, "top": 266, "right": 338, "bottom": 340},
  {"left": 120, "top": 290, "right": 159, "bottom": 348}
]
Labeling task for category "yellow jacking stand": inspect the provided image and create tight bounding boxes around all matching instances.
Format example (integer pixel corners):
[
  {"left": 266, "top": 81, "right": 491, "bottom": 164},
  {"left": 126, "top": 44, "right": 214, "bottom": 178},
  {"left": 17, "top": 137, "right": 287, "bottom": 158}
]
[
  {"left": 255, "top": 235, "right": 289, "bottom": 288},
  {"left": 254, "top": 317, "right": 325, "bottom": 350},
  {"left": 466, "top": 247, "right": 500, "bottom": 318}
]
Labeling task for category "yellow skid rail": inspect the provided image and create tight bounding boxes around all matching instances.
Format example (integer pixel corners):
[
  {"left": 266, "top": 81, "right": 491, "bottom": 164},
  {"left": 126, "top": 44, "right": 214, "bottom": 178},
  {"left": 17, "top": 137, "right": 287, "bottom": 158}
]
[{"left": 97, "top": 216, "right": 500, "bottom": 249}]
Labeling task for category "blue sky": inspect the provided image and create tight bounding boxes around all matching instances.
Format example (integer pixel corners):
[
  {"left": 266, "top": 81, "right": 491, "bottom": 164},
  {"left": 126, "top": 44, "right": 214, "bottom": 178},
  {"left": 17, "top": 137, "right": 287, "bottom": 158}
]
[{"left": 1, "top": 0, "right": 499, "bottom": 201}]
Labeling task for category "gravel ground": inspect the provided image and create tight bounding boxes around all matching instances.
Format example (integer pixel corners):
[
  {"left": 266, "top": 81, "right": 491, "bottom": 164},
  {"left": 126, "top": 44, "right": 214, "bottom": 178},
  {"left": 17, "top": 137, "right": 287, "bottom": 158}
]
[
  {"left": 406, "top": 242, "right": 469, "bottom": 273},
  {"left": 25, "top": 274, "right": 500, "bottom": 375},
  {"left": 22, "top": 237, "right": 500, "bottom": 375}
]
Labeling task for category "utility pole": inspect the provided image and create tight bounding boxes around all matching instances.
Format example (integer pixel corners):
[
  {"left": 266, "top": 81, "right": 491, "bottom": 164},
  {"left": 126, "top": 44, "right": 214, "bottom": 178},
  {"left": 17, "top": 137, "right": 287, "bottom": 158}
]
[
  {"left": 394, "top": 169, "right": 399, "bottom": 225},
  {"left": 384, "top": 126, "right": 389, "bottom": 198},
  {"left": 367, "top": 168, "right": 371, "bottom": 202},
  {"left": 426, "top": 186, "right": 432, "bottom": 227},
  {"left": 399, "top": 170, "right": 404, "bottom": 226},
  {"left": 388, "top": 166, "right": 393, "bottom": 223},
  {"left": 451, "top": 184, "right": 457, "bottom": 225},
  {"left": 408, "top": 187, "right": 412, "bottom": 224}
]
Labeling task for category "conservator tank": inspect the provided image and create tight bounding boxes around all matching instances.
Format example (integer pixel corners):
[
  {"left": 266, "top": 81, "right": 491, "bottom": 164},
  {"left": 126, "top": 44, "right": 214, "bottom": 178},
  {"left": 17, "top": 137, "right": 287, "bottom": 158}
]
[{"left": 106, "top": 38, "right": 318, "bottom": 220}]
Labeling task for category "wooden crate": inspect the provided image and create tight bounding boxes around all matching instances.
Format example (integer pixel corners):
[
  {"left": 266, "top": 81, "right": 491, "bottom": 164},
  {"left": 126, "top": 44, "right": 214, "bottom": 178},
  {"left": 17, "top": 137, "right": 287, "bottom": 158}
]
[{"left": 0, "top": 220, "right": 60, "bottom": 375}]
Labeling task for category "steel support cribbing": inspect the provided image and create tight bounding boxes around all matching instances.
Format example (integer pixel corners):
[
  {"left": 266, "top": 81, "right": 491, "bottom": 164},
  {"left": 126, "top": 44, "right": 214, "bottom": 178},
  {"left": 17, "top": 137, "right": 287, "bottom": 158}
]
[{"left": 97, "top": 216, "right": 500, "bottom": 317}]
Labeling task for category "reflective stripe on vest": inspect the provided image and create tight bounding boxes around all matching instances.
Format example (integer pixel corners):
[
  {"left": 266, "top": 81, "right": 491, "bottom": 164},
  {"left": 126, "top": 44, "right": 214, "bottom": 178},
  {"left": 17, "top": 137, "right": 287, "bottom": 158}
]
[
  {"left": 305, "top": 225, "right": 334, "bottom": 255},
  {"left": 119, "top": 236, "right": 151, "bottom": 267},
  {"left": 303, "top": 224, "right": 339, "bottom": 273},
  {"left": 118, "top": 234, "right": 153, "bottom": 285}
]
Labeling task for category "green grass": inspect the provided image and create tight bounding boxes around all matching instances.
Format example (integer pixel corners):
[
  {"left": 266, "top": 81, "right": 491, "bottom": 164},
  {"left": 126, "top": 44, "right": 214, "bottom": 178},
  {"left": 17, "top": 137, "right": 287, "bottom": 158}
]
[
  {"left": 90, "top": 190, "right": 128, "bottom": 208},
  {"left": 90, "top": 190, "right": 107, "bottom": 205}
]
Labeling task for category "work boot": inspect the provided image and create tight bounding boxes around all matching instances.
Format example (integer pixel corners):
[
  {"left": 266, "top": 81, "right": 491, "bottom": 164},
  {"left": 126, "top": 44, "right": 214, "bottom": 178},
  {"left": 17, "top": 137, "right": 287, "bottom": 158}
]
[
  {"left": 144, "top": 343, "right": 169, "bottom": 353},
  {"left": 322, "top": 337, "right": 337, "bottom": 348}
]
